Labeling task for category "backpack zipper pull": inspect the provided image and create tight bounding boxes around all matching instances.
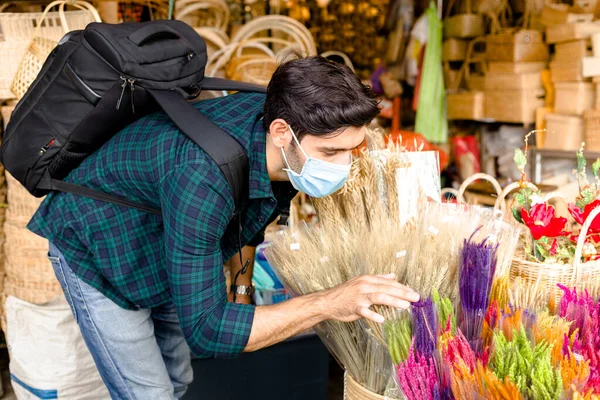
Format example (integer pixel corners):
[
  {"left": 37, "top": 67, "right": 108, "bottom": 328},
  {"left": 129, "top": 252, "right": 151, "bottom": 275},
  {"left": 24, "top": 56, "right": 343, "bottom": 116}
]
[
  {"left": 128, "top": 78, "right": 136, "bottom": 114},
  {"left": 116, "top": 76, "right": 127, "bottom": 110}
]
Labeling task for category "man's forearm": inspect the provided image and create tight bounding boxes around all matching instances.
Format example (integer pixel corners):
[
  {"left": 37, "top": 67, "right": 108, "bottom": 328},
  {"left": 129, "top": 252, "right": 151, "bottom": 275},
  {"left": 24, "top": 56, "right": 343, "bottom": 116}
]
[
  {"left": 244, "top": 292, "right": 326, "bottom": 352},
  {"left": 228, "top": 246, "right": 256, "bottom": 303}
]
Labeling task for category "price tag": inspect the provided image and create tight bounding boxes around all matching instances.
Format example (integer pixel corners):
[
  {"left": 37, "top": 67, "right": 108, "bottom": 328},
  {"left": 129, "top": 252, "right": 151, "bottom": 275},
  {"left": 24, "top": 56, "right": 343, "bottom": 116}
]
[{"left": 396, "top": 250, "right": 407, "bottom": 258}]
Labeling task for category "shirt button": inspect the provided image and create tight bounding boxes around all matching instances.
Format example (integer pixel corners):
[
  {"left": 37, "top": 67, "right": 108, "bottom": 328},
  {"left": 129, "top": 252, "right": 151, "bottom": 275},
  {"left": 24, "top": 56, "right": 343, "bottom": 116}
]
[
  {"left": 269, "top": 198, "right": 276, "bottom": 205},
  {"left": 258, "top": 216, "right": 265, "bottom": 223},
  {"left": 134, "top": 304, "right": 141, "bottom": 309}
]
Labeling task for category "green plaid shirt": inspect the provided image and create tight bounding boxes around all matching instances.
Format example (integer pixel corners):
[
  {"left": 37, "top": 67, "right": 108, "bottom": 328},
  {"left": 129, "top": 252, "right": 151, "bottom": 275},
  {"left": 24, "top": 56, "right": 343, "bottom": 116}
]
[{"left": 28, "top": 92, "right": 296, "bottom": 358}]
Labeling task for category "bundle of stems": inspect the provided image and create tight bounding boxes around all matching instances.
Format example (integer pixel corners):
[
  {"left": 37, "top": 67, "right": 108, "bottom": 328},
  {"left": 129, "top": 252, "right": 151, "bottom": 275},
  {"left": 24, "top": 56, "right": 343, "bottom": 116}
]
[
  {"left": 406, "top": 202, "right": 519, "bottom": 301},
  {"left": 266, "top": 138, "right": 418, "bottom": 390},
  {"left": 459, "top": 231, "right": 499, "bottom": 355},
  {"left": 267, "top": 129, "right": 522, "bottom": 393}
]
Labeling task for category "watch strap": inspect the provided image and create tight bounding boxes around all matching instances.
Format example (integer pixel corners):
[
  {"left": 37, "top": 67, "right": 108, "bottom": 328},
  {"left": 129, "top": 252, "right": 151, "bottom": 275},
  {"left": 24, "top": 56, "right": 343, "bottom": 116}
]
[{"left": 231, "top": 284, "right": 255, "bottom": 296}]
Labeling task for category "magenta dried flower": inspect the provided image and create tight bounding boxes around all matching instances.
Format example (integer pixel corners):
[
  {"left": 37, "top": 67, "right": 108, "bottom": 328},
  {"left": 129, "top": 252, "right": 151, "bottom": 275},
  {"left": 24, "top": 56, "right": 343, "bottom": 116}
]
[{"left": 397, "top": 343, "right": 441, "bottom": 400}]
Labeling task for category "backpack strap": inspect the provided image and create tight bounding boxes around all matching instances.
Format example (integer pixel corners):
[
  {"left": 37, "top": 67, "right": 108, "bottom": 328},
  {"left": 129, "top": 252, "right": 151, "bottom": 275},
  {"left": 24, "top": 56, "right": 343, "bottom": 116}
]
[
  {"left": 148, "top": 89, "right": 248, "bottom": 215},
  {"left": 38, "top": 89, "right": 251, "bottom": 217},
  {"left": 200, "top": 77, "right": 267, "bottom": 94},
  {"left": 38, "top": 172, "right": 162, "bottom": 215}
]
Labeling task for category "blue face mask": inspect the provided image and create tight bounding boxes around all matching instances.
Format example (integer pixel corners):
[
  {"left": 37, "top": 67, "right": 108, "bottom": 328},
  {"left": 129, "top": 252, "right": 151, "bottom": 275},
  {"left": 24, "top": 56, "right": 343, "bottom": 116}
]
[{"left": 281, "top": 126, "right": 352, "bottom": 198}]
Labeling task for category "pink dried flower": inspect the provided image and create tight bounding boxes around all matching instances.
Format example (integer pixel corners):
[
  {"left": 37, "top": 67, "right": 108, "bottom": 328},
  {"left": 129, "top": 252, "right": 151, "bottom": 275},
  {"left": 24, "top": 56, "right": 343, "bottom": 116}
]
[{"left": 397, "top": 343, "right": 441, "bottom": 400}]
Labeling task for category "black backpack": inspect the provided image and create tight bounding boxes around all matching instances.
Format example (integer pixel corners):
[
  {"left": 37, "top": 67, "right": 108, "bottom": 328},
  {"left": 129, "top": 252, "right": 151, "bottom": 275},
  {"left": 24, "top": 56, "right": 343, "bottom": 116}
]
[{"left": 0, "top": 20, "right": 266, "bottom": 217}]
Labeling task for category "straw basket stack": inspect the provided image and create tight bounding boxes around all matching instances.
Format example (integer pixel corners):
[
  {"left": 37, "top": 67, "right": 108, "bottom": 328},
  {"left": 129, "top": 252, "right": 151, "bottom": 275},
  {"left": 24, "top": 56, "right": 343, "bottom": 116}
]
[
  {"left": 1, "top": 104, "right": 62, "bottom": 315},
  {"left": 0, "top": 1, "right": 100, "bottom": 101}
]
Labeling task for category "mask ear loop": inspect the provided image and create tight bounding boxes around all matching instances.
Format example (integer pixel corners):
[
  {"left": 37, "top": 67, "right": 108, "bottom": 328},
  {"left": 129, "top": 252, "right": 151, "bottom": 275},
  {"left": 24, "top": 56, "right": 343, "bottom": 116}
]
[{"left": 288, "top": 125, "right": 310, "bottom": 160}]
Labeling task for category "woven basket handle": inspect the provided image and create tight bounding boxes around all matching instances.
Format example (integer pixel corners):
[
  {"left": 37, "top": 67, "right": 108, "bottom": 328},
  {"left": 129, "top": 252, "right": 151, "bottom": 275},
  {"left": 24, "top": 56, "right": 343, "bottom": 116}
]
[
  {"left": 321, "top": 50, "right": 355, "bottom": 72},
  {"left": 493, "top": 181, "right": 539, "bottom": 213},
  {"left": 32, "top": 0, "right": 100, "bottom": 39},
  {"left": 464, "top": 36, "right": 487, "bottom": 84},
  {"left": 457, "top": 172, "right": 503, "bottom": 203},
  {"left": 235, "top": 37, "right": 295, "bottom": 58},
  {"left": 58, "top": 1, "right": 101, "bottom": 32},
  {"left": 176, "top": 1, "right": 230, "bottom": 32},
  {"left": 573, "top": 204, "right": 600, "bottom": 280},
  {"left": 445, "top": 0, "right": 456, "bottom": 18},
  {"left": 449, "top": 36, "right": 486, "bottom": 91}
]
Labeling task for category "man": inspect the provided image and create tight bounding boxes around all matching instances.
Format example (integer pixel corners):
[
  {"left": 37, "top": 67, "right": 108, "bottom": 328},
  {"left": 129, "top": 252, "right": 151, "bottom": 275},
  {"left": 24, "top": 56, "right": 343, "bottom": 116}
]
[{"left": 29, "top": 56, "right": 420, "bottom": 398}]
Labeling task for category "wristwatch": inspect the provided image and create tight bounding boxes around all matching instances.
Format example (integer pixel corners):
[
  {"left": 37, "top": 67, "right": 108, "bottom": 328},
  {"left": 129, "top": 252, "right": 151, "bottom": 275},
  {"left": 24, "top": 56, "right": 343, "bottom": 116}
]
[{"left": 231, "top": 284, "right": 255, "bottom": 296}]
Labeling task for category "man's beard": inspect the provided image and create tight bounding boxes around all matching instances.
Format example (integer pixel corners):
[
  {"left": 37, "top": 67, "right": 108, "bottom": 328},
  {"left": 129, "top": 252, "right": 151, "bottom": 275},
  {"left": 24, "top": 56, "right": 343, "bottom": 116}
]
[{"left": 285, "top": 141, "right": 305, "bottom": 174}]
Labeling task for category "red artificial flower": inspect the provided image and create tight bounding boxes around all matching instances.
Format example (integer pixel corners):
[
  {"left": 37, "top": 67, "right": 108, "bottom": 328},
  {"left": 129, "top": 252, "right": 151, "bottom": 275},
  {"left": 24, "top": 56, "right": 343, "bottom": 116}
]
[
  {"left": 550, "top": 239, "right": 558, "bottom": 256},
  {"left": 521, "top": 203, "right": 569, "bottom": 240},
  {"left": 569, "top": 199, "right": 600, "bottom": 233}
]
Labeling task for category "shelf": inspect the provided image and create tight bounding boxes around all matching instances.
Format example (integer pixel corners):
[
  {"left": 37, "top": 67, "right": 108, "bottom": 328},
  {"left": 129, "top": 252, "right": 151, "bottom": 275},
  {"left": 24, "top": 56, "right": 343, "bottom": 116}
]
[{"left": 529, "top": 148, "right": 600, "bottom": 160}]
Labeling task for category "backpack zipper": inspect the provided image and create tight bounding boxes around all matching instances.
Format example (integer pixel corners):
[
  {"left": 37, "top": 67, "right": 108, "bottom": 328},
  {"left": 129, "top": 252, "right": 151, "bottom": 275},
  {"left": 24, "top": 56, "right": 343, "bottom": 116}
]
[
  {"left": 116, "top": 76, "right": 127, "bottom": 110},
  {"left": 116, "top": 76, "right": 136, "bottom": 113},
  {"left": 128, "top": 78, "right": 136, "bottom": 114}
]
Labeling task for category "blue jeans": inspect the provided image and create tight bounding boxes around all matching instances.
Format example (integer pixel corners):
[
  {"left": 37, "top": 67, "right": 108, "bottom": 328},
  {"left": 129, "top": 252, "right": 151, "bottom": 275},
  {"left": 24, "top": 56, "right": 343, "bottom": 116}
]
[{"left": 48, "top": 242, "right": 193, "bottom": 400}]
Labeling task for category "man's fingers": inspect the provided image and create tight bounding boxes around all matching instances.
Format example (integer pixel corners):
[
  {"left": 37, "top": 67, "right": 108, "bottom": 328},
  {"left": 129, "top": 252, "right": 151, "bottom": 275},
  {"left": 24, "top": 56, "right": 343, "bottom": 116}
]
[
  {"left": 367, "top": 293, "right": 412, "bottom": 310},
  {"left": 356, "top": 306, "right": 385, "bottom": 324},
  {"left": 363, "top": 283, "right": 420, "bottom": 303},
  {"left": 367, "top": 276, "right": 417, "bottom": 294}
]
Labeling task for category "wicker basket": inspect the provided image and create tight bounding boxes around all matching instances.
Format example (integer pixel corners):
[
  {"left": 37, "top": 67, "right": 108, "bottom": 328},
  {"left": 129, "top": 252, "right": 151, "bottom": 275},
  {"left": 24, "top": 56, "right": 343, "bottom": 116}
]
[
  {"left": 0, "top": 3, "right": 100, "bottom": 100},
  {"left": 175, "top": 0, "right": 229, "bottom": 32},
  {"left": 547, "top": 21, "right": 600, "bottom": 44},
  {"left": 484, "top": 71, "right": 543, "bottom": 90},
  {"left": 544, "top": 113, "right": 584, "bottom": 151},
  {"left": 1, "top": 104, "right": 61, "bottom": 304},
  {"left": 443, "top": 0, "right": 484, "bottom": 39},
  {"left": 554, "top": 82, "right": 595, "bottom": 115},
  {"left": 541, "top": 4, "right": 594, "bottom": 27},
  {"left": 442, "top": 38, "right": 468, "bottom": 62},
  {"left": 456, "top": 172, "right": 503, "bottom": 206},
  {"left": 487, "top": 61, "right": 546, "bottom": 74},
  {"left": 485, "top": 89, "right": 544, "bottom": 124},
  {"left": 447, "top": 91, "right": 485, "bottom": 120},
  {"left": 485, "top": 29, "right": 549, "bottom": 62},
  {"left": 448, "top": 37, "right": 487, "bottom": 91},
  {"left": 10, "top": 0, "right": 101, "bottom": 100},
  {"left": 344, "top": 374, "right": 387, "bottom": 400},
  {"left": 550, "top": 59, "right": 587, "bottom": 82},
  {"left": 584, "top": 109, "right": 600, "bottom": 151},
  {"left": 495, "top": 183, "right": 600, "bottom": 303},
  {"left": 554, "top": 39, "right": 592, "bottom": 61}
]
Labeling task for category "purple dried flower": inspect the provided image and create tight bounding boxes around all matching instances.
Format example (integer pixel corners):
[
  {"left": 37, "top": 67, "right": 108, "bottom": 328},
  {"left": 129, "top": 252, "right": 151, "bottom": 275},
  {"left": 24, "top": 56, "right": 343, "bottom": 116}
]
[
  {"left": 413, "top": 297, "right": 438, "bottom": 357},
  {"left": 458, "top": 229, "right": 499, "bottom": 354}
]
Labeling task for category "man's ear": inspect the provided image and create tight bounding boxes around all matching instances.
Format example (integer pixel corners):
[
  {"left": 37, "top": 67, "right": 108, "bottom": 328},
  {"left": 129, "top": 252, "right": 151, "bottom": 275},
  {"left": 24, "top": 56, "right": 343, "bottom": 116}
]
[{"left": 269, "top": 119, "right": 291, "bottom": 148}]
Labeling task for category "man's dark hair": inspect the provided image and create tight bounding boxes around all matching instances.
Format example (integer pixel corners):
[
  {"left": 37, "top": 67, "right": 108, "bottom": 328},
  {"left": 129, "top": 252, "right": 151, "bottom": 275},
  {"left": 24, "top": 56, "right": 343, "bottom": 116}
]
[{"left": 263, "top": 56, "right": 380, "bottom": 141}]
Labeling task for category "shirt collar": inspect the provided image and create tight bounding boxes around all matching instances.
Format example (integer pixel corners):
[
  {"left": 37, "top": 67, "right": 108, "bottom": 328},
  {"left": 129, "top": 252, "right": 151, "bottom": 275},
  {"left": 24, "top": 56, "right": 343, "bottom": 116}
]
[{"left": 248, "top": 115, "right": 274, "bottom": 200}]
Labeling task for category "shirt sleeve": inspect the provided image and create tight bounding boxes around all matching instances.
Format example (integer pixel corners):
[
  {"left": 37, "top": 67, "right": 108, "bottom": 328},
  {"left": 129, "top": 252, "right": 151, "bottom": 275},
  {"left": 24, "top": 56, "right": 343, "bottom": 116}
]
[{"left": 160, "top": 161, "right": 255, "bottom": 359}]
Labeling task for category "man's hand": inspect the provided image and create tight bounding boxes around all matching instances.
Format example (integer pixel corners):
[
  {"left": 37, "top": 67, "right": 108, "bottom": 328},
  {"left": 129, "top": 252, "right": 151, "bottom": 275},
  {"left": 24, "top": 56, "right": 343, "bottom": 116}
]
[
  {"left": 318, "top": 274, "right": 419, "bottom": 323},
  {"left": 244, "top": 273, "right": 419, "bottom": 352}
]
